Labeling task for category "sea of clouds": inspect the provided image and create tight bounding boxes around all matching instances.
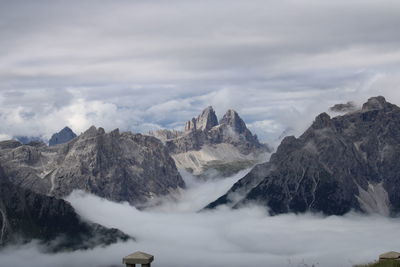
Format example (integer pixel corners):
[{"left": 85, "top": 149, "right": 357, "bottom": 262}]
[{"left": 1, "top": 169, "right": 400, "bottom": 267}]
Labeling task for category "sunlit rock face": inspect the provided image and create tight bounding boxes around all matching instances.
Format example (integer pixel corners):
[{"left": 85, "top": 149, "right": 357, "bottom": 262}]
[
  {"left": 150, "top": 106, "right": 272, "bottom": 178},
  {"left": 49, "top": 126, "right": 77, "bottom": 146},
  {"left": 0, "top": 127, "right": 185, "bottom": 206},
  {"left": 0, "top": 164, "right": 130, "bottom": 251},
  {"left": 207, "top": 96, "right": 400, "bottom": 216}
]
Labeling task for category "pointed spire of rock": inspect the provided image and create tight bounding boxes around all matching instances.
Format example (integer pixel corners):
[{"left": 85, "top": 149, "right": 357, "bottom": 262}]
[
  {"left": 196, "top": 106, "right": 218, "bottom": 131},
  {"left": 184, "top": 106, "right": 218, "bottom": 132},
  {"left": 220, "top": 109, "right": 247, "bottom": 133},
  {"left": 49, "top": 126, "right": 77, "bottom": 146}
]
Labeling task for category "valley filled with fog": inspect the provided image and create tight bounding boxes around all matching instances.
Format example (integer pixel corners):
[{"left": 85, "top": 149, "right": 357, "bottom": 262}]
[{"left": 1, "top": 168, "right": 400, "bottom": 267}]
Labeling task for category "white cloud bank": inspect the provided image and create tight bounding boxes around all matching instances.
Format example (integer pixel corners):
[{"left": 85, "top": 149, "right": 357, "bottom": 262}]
[{"left": 1, "top": 170, "right": 400, "bottom": 267}]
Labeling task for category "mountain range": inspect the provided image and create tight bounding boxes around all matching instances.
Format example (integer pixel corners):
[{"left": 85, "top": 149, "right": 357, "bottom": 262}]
[
  {"left": 2, "top": 97, "right": 400, "bottom": 251},
  {"left": 0, "top": 107, "right": 269, "bottom": 249},
  {"left": 0, "top": 126, "right": 184, "bottom": 206},
  {"left": 206, "top": 96, "right": 400, "bottom": 216}
]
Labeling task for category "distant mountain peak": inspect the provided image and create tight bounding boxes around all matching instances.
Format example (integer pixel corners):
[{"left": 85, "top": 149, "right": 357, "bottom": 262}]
[
  {"left": 185, "top": 106, "right": 218, "bottom": 132},
  {"left": 49, "top": 126, "right": 77, "bottom": 146},
  {"left": 155, "top": 106, "right": 272, "bottom": 177},
  {"left": 220, "top": 109, "right": 247, "bottom": 133}
]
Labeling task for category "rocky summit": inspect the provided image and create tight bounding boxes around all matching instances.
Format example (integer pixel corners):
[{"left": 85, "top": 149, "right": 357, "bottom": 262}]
[
  {"left": 0, "top": 126, "right": 185, "bottom": 206},
  {"left": 151, "top": 107, "right": 271, "bottom": 177},
  {"left": 206, "top": 96, "right": 400, "bottom": 216},
  {"left": 0, "top": 164, "right": 130, "bottom": 251},
  {"left": 49, "top": 126, "right": 77, "bottom": 146}
]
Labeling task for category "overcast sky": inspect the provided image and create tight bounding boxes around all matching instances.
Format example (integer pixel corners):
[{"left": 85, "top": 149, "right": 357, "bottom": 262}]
[{"left": 1, "top": 0, "right": 400, "bottom": 142}]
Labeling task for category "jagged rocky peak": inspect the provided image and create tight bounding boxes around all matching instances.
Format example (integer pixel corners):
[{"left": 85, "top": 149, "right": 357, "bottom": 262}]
[
  {"left": 162, "top": 106, "right": 271, "bottom": 177},
  {"left": 312, "top": 112, "right": 332, "bottom": 129},
  {"left": 185, "top": 106, "right": 218, "bottom": 132},
  {"left": 49, "top": 126, "right": 77, "bottom": 146},
  {"left": 197, "top": 106, "right": 219, "bottom": 131},
  {"left": 81, "top": 125, "right": 102, "bottom": 137},
  {"left": 205, "top": 96, "right": 400, "bottom": 216},
  {"left": 362, "top": 95, "right": 388, "bottom": 111},
  {"left": 220, "top": 109, "right": 247, "bottom": 133}
]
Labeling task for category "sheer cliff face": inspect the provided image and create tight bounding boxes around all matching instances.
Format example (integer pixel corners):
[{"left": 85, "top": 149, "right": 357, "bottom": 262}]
[
  {"left": 206, "top": 96, "right": 400, "bottom": 216},
  {"left": 0, "top": 165, "right": 129, "bottom": 251},
  {"left": 184, "top": 106, "right": 219, "bottom": 132},
  {"left": 0, "top": 127, "right": 185, "bottom": 206},
  {"left": 153, "top": 107, "right": 271, "bottom": 177}
]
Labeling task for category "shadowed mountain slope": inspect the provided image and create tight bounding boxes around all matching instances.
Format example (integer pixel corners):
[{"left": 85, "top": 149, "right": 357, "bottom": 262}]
[{"left": 206, "top": 96, "right": 400, "bottom": 216}]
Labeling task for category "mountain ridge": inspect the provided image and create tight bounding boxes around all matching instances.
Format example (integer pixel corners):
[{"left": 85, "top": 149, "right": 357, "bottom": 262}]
[
  {"left": 206, "top": 96, "right": 400, "bottom": 216},
  {"left": 0, "top": 126, "right": 185, "bottom": 206}
]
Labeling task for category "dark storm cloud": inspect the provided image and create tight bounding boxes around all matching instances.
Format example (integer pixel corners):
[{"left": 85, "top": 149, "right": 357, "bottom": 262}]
[{"left": 0, "top": 0, "right": 400, "bottom": 140}]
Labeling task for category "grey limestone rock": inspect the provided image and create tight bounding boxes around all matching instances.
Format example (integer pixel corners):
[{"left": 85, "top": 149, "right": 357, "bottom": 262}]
[
  {"left": 0, "top": 126, "right": 185, "bottom": 206},
  {"left": 154, "top": 106, "right": 272, "bottom": 177},
  {"left": 206, "top": 96, "right": 400, "bottom": 216},
  {"left": 153, "top": 107, "right": 271, "bottom": 178},
  {"left": 185, "top": 106, "right": 218, "bottom": 132},
  {"left": 165, "top": 107, "right": 270, "bottom": 155}
]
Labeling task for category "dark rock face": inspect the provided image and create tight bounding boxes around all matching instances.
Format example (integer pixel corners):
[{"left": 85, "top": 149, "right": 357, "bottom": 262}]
[
  {"left": 220, "top": 109, "right": 247, "bottom": 134},
  {"left": 206, "top": 96, "right": 400, "bottom": 216},
  {"left": 0, "top": 165, "right": 130, "bottom": 251},
  {"left": 185, "top": 106, "right": 219, "bottom": 132},
  {"left": 0, "top": 126, "right": 185, "bottom": 206},
  {"left": 49, "top": 127, "right": 77, "bottom": 146}
]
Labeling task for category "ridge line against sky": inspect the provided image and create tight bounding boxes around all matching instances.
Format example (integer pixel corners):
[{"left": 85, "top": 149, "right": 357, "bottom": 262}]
[{"left": 1, "top": 0, "right": 400, "bottom": 142}]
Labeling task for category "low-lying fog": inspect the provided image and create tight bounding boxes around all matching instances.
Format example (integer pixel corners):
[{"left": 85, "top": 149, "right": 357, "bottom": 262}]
[{"left": 1, "top": 169, "right": 400, "bottom": 267}]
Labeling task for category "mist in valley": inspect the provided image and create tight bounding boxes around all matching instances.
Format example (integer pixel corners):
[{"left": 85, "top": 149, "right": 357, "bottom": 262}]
[{"left": 0, "top": 169, "right": 399, "bottom": 267}]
